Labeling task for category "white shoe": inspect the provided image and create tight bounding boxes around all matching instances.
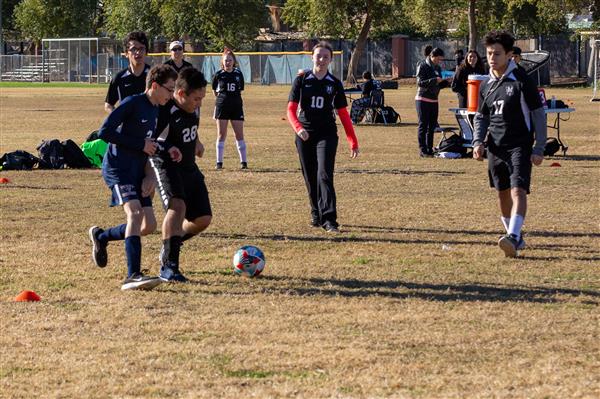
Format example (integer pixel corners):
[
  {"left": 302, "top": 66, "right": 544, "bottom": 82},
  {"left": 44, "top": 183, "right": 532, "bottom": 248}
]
[{"left": 121, "top": 273, "right": 162, "bottom": 291}]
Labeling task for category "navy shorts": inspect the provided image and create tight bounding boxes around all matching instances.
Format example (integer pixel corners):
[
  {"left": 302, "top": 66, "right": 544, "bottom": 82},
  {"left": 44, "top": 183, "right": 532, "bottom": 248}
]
[
  {"left": 214, "top": 102, "right": 244, "bottom": 121},
  {"left": 109, "top": 183, "right": 152, "bottom": 207},
  {"left": 151, "top": 157, "right": 212, "bottom": 221},
  {"left": 487, "top": 145, "right": 532, "bottom": 193}
]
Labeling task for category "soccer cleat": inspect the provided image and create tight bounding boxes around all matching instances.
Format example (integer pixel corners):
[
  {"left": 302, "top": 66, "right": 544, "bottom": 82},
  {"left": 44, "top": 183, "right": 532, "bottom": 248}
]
[
  {"left": 215, "top": 162, "right": 223, "bottom": 170},
  {"left": 323, "top": 221, "right": 340, "bottom": 234},
  {"left": 88, "top": 226, "right": 108, "bottom": 267},
  {"left": 498, "top": 234, "right": 519, "bottom": 258},
  {"left": 240, "top": 161, "right": 248, "bottom": 169},
  {"left": 121, "top": 273, "right": 162, "bottom": 291},
  {"left": 159, "top": 264, "right": 188, "bottom": 283}
]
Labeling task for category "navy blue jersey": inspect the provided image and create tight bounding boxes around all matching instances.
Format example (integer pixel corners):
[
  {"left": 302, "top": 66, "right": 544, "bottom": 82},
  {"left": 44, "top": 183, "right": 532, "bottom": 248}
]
[
  {"left": 212, "top": 68, "right": 244, "bottom": 106},
  {"left": 288, "top": 70, "right": 347, "bottom": 134},
  {"left": 98, "top": 93, "right": 158, "bottom": 186},
  {"left": 164, "top": 59, "right": 193, "bottom": 74},
  {"left": 105, "top": 65, "right": 150, "bottom": 106},
  {"left": 156, "top": 100, "right": 200, "bottom": 169},
  {"left": 477, "top": 63, "right": 542, "bottom": 148}
]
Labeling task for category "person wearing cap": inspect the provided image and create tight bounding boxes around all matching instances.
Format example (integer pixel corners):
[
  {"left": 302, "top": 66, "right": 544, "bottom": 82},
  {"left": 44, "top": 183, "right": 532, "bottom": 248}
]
[
  {"left": 512, "top": 46, "right": 523, "bottom": 64},
  {"left": 164, "top": 41, "right": 192, "bottom": 74}
]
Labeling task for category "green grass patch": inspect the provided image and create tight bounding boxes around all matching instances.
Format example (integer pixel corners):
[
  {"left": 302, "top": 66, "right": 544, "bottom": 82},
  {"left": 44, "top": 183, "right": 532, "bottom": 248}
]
[{"left": 0, "top": 81, "right": 108, "bottom": 88}]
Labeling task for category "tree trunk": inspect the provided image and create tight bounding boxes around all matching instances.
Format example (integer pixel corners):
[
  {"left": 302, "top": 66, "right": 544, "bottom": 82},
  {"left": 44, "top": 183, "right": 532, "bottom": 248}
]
[
  {"left": 345, "top": 5, "right": 372, "bottom": 84},
  {"left": 468, "top": 0, "right": 477, "bottom": 51}
]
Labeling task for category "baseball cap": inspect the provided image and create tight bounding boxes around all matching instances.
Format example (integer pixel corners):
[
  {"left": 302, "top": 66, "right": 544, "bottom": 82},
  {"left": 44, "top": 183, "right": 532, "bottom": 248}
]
[{"left": 169, "top": 41, "right": 183, "bottom": 51}]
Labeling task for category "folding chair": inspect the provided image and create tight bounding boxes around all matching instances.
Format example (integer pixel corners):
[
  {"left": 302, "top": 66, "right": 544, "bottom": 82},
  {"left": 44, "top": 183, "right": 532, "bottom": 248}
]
[{"left": 363, "top": 88, "right": 387, "bottom": 124}]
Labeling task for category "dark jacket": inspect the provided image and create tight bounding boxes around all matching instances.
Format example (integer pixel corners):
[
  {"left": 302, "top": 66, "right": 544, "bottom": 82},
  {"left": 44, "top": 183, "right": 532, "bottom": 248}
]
[
  {"left": 416, "top": 58, "right": 449, "bottom": 101},
  {"left": 451, "top": 64, "right": 486, "bottom": 98}
]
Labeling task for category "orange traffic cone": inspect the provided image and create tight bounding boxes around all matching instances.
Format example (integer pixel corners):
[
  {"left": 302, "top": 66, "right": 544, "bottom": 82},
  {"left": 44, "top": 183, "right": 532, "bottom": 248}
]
[
  {"left": 15, "top": 290, "right": 41, "bottom": 302},
  {"left": 550, "top": 162, "right": 561, "bottom": 167}
]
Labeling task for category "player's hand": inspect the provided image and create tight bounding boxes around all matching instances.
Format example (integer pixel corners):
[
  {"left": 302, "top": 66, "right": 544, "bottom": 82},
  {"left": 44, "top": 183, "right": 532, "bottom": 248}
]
[
  {"left": 473, "top": 144, "right": 485, "bottom": 161},
  {"left": 195, "top": 141, "right": 205, "bottom": 158},
  {"left": 141, "top": 175, "right": 156, "bottom": 197},
  {"left": 296, "top": 129, "right": 309, "bottom": 141},
  {"left": 436, "top": 77, "right": 443, "bottom": 83},
  {"left": 169, "top": 147, "right": 182, "bottom": 162},
  {"left": 531, "top": 154, "right": 543, "bottom": 166},
  {"left": 143, "top": 139, "right": 158, "bottom": 156},
  {"left": 350, "top": 148, "right": 360, "bottom": 159}
]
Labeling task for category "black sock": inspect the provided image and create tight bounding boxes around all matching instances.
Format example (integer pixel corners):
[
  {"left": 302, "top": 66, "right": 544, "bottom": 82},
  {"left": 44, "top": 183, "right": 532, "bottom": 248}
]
[
  {"left": 163, "top": 236, "right": 182, "bottom": 267},
  {"left": 181, "top": 233, "right": 196, "bottom": 242}
]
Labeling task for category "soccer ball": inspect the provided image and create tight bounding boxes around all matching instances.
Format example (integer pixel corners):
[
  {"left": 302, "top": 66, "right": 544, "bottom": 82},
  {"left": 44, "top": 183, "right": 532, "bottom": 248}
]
[{"left": 232, "top": 245, "right": 265, "bottom": 277}]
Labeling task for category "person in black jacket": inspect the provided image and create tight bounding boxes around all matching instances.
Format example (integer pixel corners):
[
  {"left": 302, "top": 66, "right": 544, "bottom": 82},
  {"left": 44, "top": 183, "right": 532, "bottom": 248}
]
[
  {"left": 415, "top": 47, "right": 452, "bottom": 157},
  {"left": 451, "top": 50, "right": 486, "bottom": 108},
  {"left": 350, "top": 71, "right": 380, "bottom": 124}
]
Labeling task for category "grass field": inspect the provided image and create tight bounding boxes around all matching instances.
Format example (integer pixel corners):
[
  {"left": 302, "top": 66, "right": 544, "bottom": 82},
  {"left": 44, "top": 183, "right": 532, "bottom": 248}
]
[{"left": 0, "top": 84, "right": 599, "bottom": 398}]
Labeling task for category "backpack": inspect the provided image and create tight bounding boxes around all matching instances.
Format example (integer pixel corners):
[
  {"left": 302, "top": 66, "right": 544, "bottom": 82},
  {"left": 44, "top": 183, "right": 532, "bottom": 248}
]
[
  {"left": 544, "top": 137, "right": 561, "bottom": 156},
  {"left": 0, "top": 150, "right": 40, "bottom": 170},
  {"left": 436, "top": 133, "right": 468, "bottom": 155},
  {"left": 37, "top": 139, "right": 65, "bottom": 169},
  {"left": 62, "top": 139, "right": 92, "bottom": 168},
  {"left": 373, "top": 106, "right": 399, "bottom": 124}
]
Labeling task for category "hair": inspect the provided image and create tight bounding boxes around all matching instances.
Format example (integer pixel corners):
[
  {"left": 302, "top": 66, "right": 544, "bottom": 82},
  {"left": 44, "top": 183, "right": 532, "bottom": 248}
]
[
  {"left": 512, "top": 46, "right": 522, "bottom": 55},
  {"left": 312, "top": 41, "right": 333, "bottom": 57},
  {"left": 483, "top": 30, "right": 515, "bottom": 53},
  {"left": 176, "top": 67, "right": 208, "bottom": 95},
  {"left": 430, "top": 47, "right": 444, "bottom": 58},
  {"left": 424, "top": 45, "right": 433, "bottom": 57},
  {"left": 146, "top": 64, "right": 178, "bottom": 89},
  {"left": 459, "top": 50, "right": 485, "bottom": 72},
  {"left": 454, "top": 49, "right": 464, "bottom": 55},
  {"left": 221, "top": 48, "right": 237, "bottom": 69},
  {"left": 362, "top": 71, "right": 372, "bottom": 80},
  {"left": 124, "top": 31, "right": 149, "bottom": 52}
]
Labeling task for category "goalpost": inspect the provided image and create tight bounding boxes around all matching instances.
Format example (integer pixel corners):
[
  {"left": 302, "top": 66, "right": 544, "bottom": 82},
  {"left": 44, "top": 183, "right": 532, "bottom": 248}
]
[{"left": 591, "top": 39, "right": 600, "bottom": 102}]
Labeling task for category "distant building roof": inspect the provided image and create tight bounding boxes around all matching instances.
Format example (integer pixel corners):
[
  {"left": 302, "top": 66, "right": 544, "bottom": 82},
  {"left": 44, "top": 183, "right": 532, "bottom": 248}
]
[{"left": 256, "top": 29, "right": 310, "bottom": 42}]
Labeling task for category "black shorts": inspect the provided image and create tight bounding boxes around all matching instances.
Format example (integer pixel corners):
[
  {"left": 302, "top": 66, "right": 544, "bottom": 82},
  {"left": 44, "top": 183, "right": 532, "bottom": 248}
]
[
  {"left": 487, "top": 145, "right": 532, "bottom": 193},
  {"left": 214, "top": 102, "right": 244, "bottom": 121},
  {"left": 150, "top": 157, "right": 212, "bottom": 220}
]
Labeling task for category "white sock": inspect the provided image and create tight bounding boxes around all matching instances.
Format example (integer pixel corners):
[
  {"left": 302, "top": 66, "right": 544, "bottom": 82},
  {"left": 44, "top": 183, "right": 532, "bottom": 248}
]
[
  {"left": 216, "top": 140, "right": 225, "bottom": 163},
  {"left": 507, "top": 214, "right": 524, "bottom": 240},
  {"left": 236, "top": 140, "right": 247, "bottom": 163},
  {"left": 501, "top": 216, "right": 510, "bottom": 232}
]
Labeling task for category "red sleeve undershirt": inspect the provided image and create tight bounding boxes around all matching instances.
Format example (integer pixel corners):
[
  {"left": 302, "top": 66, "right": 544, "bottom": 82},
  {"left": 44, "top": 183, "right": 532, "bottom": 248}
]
[{"left": 286, "top": 101, "right": 303, "bottom": 133}]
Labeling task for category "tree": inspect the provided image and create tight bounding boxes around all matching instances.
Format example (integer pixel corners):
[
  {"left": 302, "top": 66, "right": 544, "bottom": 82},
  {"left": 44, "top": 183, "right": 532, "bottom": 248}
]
[
  {"left": 14, "top": 0, "right": 98, "bottom": 53},
  {"left": 283, "top": 0, "right": 404, "bottom": 83},
  {"left": 102, "top": 0, "right": 162, "bottom": 40}
]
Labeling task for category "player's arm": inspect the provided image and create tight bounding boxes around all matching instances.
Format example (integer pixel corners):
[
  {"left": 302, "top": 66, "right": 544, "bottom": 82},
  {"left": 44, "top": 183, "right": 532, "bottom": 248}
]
[
  {"left": 239, "top": 71, "right": 245, "bottom": 92},
  {"left": 104, "top": 103, "right": 115, "bottom": 113},
  {"left": 416, "top": 63, "right": 438, "bottom": 88},
  {"left": 212, "top": 74, "right": 219, "bottom": 96},
  {"left": 334, "top": 81, "right": 359, "bottom": 158},
  {"left": 104, "top": 78, "right": 119, "bottom": 113},
  {"left": 523, "top": 76, "right": 547, "bottom": 165},
  {"left": 98, "top": 99, "right": 154, "bottom": 154},
  {"left": 472, "top": 86, "right": 490, "bottom": 160},
  {"left": 287, "top": 75, "right": 308, "bottom": 140}
]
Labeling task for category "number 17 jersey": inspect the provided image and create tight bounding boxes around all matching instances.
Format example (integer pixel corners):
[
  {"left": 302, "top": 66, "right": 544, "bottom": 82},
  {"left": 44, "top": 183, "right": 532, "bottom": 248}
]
[{"left": 289, "top": 70, "right": 347, "bottom": 135}]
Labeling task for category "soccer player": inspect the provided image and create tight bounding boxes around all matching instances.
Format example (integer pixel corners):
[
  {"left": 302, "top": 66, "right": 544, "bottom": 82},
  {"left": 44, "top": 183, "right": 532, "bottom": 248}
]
[
  {"left": 164, "top": 41, "right": 192, "bottom": 74},
  {"left": 415, "top": 47, "right": 452, "bottom": 157},
  {"left": 150, "top": 68, "right": 212, "bottom": 282},
  {"left": 89, "top": 65, "right": 179, "bottom": 290},
  {"left": 212, "top": 49, "right": 247, "bottom": 169},
  {"left": 473, "top": 31, "right": 547, "bottom": 257},
  {"left": 286, "top": 41, "right": 360, "bottom": 233},
  {"left": 105, "top": 31, "right": 151, "bottom": 113}
]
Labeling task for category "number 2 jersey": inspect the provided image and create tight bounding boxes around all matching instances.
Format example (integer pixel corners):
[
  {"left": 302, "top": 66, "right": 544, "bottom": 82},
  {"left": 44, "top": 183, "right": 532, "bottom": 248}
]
[
  {"left": 477, "top": 62, "right": 543, "bottom": 149},
  {"left": 288, "top": 70, "right": 347, "bottom": 135},
  {"left": 155, "top": 99, "right": 200, "bottom": 170}
]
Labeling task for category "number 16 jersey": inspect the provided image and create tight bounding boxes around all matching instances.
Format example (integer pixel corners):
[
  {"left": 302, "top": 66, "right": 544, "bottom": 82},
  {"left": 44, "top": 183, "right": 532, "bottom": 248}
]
[{"left": 289, "top": 70, "right": 347, "bottom": 135}]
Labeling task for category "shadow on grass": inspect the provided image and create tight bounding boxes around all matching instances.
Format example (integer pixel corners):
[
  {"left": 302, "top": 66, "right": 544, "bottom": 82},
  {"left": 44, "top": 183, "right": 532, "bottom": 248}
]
[
  {"left": 0, "top": 185, "right": 71, "bottom": 190},
  {"left": 561, "top": 154, "right": 600, "bottom": 162},
  {"left": 233, "top": 168, "right": 464, "bottom": 177},
  {"left": 259, "top": 275, "right": 600, "bottom": 304}
]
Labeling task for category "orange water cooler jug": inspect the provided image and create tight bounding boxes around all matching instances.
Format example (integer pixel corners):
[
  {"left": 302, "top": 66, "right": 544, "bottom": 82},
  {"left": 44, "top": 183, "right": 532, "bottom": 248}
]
[{"left": 466, "top": 75, "right": 488, "bottom": 112}]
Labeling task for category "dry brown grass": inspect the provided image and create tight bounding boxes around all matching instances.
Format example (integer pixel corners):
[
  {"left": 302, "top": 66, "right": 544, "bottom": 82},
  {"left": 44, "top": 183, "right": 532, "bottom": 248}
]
[{"left": 0, "top": 84, "right": 599, "bottom": 398}]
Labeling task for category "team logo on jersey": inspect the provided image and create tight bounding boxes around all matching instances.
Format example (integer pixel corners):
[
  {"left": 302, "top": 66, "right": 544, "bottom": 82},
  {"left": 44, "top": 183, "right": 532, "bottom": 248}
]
[
  {"left": 235, "top": 76, "right": 240, "bottom": 82},
  {"left": 326, "top": 85, "right": 333, "bottom": 94},
  {"left": 505, "top": 86, "right": 514, "bottom": 96}
]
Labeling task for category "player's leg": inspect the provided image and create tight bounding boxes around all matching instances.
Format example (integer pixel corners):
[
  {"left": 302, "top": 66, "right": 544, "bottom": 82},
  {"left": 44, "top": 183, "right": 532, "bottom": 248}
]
[
  {"left": 426, "top": 102, "right": 439, "bottom": 154},
  {"left": 140, "top": 204, "right": 157, "bottom": 236},
  {"left": 215, "top": 119, "right": 228, "bottom": 169},
  {"left": 295, "top": 135, "right": 320, "bottom": 227},
  {"left": 416, "top": 100, "right": 430, "bottom": 156},
  {"left": 232, "top": 119, "right": 247, "bottom": 168},
  {"left": 159, "top": 198, "right": 188, "bottom": 282},
  {"left": 316, "top": 135, "right": 339, "bottom": 232},
  {"left": 497, "top": 188, "right": 512, "bottom": 233}
]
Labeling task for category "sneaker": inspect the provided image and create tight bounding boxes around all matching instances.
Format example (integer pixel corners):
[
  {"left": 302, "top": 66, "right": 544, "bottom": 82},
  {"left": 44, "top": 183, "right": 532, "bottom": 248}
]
[
  {"left": 323, "top": 221, "right": 340, "bottom": 234},
  {"left": 517, "top": 235, "right": 526, "bottom": 251},
  {"left": 240, "top": 162, "right": 248, "bottom": 169},
  {"left": 215, "top": 162, "right": 223, "bottom": 170},
  {"left": 88, "top": 226, "right": 107, "bottom": 267},
  {"left": 159, "top": 264, "right": 188, "bottom": 283},
  {"left": 498, "top": 234, "right": 519, "bottom": 258},
  {"left": 121, "top": 273, "right": 162, "bottom": 291},
  {"left": 419, "top": 152, "right": 433, "bottom": 158},
  {"left": 310, "top": 215, "right": 320, "bottom": 227}
]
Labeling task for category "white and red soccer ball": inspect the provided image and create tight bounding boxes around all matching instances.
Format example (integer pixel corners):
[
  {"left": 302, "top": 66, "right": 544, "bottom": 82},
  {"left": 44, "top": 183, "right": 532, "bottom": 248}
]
[{"left": 232, "top": 245, "right": 265, "bottom": 277}]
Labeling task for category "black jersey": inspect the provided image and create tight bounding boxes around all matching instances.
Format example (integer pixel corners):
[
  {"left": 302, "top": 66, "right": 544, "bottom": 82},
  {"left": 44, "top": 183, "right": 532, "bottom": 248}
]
[
  {"left": 288, "top": 70, "right": 347, "bottom": 134},
  {"left": 105, "top": 65, "right": 150, "bottom": 106},
  {"left": 164, "top": 59, "right": 193, "bottom": 74},
  {"left": 155, "top": 100, "right": 200, "bottom": 168},
  {"left": 477, "top": 63, "right": 542, "bottom": 148},
  {"left": 212, "top": 68, "right": 244, "bottom": 106}
]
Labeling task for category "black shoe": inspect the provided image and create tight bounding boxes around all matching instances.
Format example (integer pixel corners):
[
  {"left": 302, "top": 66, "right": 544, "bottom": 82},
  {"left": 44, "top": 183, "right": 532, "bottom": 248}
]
[
  {"left": 419, "top": 152, "right": 433, "bottom": 158},
  {"left": 323, "top": 221, "right": 340, "bottom": 233},
  {"left": 498, "top": 234, "right": 519, "bottom": 258},
  {"left": 240, "top": 162, "right": 248, "bottom": 169},
  {"left": 88, "top": 226, "right": 107, "bottom": 267},
  {"left": 215, "top": 162, "right": 223, "bottom": 170},
  {"left": 121, "top": 273, "right": 162, "bottom": 291},
  {"left": 310, "top": 216, "right": 321, "bottom": 227}
]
